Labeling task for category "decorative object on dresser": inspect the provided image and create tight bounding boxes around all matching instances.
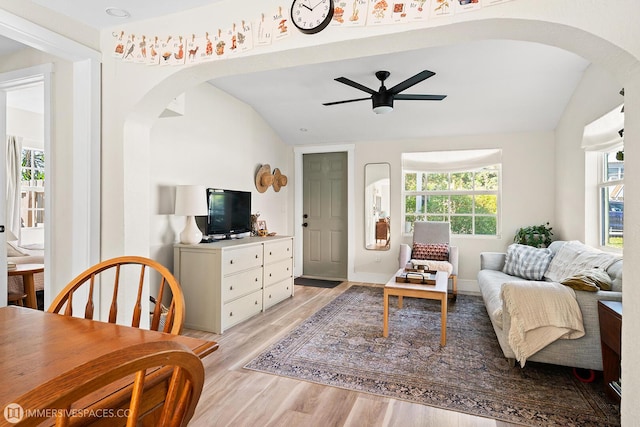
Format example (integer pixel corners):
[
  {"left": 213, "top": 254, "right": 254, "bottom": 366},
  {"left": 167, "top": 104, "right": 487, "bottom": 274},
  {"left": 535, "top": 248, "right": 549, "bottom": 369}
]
[
  {"left": 175, "top": 185, "right": 208, "bottom": 245},
  {"left": 174, "top": 235, "right": 294, "bottom": 333}
]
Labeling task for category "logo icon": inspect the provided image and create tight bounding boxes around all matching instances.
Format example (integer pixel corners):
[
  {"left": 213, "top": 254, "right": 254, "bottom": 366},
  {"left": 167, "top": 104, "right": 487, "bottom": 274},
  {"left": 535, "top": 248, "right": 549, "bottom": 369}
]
[{"left": 4, "top": 403, "right": 24, "bottom": 423}]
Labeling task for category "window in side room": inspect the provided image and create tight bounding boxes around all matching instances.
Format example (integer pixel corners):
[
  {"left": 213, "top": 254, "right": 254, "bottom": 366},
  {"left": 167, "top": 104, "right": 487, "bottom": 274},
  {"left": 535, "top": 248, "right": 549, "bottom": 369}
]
[
  {"left": 599, "top": 148, "right": 623, "bottom": 249},
  {"left": 21, "top": 147, "right": 45, "bottom": 228}
]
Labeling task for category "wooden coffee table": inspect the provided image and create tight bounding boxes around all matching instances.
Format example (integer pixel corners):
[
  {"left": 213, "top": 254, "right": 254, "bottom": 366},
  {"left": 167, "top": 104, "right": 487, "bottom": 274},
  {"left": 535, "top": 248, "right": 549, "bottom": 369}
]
[{"left": 383, "top": 269, "right": 449, "bottom": 346}]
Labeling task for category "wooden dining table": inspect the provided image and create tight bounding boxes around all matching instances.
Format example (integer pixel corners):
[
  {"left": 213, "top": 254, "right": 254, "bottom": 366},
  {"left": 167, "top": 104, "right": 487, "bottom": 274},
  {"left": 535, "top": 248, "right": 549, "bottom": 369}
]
[{"left": 0, "top": 306, "right": 218, "bottom": 426}]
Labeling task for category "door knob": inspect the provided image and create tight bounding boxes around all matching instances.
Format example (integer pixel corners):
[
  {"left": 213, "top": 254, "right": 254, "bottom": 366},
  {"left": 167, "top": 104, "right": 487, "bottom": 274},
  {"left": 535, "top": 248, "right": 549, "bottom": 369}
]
[
  {"left": 302, "top": 222, "right": 308, "bottom": 227},
  {"left": 303, "top": 214, "right": 308, "bottom": 219}
]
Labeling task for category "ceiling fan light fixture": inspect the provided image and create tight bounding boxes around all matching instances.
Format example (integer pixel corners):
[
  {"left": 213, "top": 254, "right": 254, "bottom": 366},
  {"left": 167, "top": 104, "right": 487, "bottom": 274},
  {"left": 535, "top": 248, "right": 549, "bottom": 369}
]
[
  {"left": 372, "top": 93, "right": 394, "bottom": 114},
  {"left": 373, "top": 105, "right": 393, "bottom": 114}
]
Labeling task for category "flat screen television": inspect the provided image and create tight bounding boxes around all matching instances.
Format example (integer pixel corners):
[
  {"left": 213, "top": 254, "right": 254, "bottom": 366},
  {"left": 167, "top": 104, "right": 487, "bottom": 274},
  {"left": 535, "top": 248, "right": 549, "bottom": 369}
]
[{"left": 205, "top": 188, "right": 252, "bottom": 238}]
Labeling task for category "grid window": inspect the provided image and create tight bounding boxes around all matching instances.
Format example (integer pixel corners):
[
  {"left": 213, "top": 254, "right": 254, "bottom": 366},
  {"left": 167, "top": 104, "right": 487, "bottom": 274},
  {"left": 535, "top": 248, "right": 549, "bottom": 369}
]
[
  {"left": 21, "top": 148, "right": 45, "bottom": 228},
  {"left": 403, "top": 163, "right": 500, "bottom": 236}
]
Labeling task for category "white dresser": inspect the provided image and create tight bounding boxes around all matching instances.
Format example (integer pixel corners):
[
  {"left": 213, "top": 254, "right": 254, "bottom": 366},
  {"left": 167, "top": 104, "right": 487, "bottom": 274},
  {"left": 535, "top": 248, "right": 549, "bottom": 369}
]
[{"left": 173, "top": 235, "right": 294, "bottom": 333}]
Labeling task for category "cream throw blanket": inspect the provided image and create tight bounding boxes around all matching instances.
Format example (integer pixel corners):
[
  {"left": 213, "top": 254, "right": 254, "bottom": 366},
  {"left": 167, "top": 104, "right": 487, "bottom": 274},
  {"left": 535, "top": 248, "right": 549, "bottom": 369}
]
[
  {"left": 544, "top": 240, "right": 621, "bottom": 282},
  {"left": 501, "top": 281, "right": 585, "bottom": 367}
]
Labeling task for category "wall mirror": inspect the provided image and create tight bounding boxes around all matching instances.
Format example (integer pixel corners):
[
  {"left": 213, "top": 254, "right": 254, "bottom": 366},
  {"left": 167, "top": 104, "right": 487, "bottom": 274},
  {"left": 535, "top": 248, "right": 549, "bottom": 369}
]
[{"left": 365, "top": 163, "right": 391, "bottom": 250}]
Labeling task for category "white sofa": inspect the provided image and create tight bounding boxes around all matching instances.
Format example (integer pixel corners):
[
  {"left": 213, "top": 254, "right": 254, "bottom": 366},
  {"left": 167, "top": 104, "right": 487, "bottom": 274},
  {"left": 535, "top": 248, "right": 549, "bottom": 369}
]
[{"left": 477, "top": 240, "right": 622, "bottom": 371}]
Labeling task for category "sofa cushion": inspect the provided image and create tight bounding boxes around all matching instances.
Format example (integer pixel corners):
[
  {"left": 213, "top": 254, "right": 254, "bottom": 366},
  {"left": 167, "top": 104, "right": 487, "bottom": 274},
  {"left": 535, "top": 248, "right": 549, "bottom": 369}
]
[
  {"left": 502, "top": 244, "right": 553, "bottom": 280},
  {"left": 412, "top": 242, "right": 449, "bottom": 261},
  {"left": 561, "top": 268, "right": 612, "bottom": 292},
  {"left": 477, "top": 269, "right": 517, "bottom": 329}
]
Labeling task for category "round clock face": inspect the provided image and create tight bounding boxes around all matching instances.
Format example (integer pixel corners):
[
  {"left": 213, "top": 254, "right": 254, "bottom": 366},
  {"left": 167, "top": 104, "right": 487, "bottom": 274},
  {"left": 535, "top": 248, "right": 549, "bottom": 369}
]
[{"left": 291, "top": 0, "right": 334, "bottom": 34}]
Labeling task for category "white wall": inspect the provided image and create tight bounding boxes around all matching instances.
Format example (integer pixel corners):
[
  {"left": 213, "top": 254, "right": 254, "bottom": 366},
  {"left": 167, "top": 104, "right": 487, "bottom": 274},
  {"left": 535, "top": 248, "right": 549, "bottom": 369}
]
[
  {"left": 7, "top": 107, "right": 43, "bottom": 148},
  {"left": 351, "top": 131, "right": 555, "bottom": 289},
  {"left": 149, "top": 82, "right": 293, "bottom": 270},
  {"left": 555, "top": 64, "right": 623, "bottom": 245}
]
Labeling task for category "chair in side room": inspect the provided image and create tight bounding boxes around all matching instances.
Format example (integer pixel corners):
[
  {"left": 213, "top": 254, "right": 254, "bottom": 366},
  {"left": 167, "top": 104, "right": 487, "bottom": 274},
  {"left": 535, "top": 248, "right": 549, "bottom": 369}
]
[
  {"left": 399, "top": 221, "right": 458, "bottom": 299},
  {"left": 48, "top": 256, "right": 185, "bottom": 335},
  {"left": 13, "top": 340, "right": 204, "bottom": 427}
]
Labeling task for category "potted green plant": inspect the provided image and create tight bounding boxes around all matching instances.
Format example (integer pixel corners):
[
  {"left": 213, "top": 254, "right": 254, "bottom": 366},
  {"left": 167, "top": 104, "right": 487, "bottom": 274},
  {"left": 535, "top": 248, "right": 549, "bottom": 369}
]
[{"left": 513, "top": 222, "right": 554, "bottom": 248}]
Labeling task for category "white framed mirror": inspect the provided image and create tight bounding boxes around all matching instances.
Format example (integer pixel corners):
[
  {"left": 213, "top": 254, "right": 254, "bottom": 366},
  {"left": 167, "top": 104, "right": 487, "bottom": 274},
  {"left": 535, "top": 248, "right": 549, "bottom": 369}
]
[{"left": 365, "top": 163, "right": 390, "bottom": 250}]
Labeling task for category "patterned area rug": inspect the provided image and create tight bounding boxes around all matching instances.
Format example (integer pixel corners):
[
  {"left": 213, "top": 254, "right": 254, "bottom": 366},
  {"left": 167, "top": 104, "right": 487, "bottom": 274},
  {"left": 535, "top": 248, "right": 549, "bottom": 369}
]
[{"left": 245, "top": 285, "right": 620, "bottom": 426}]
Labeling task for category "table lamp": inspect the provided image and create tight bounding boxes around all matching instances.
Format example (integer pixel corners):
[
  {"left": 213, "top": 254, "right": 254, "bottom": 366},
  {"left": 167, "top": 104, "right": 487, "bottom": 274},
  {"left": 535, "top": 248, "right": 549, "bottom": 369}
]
[{"left": 175, "top": 185, "right": 207, "bottom": 244}]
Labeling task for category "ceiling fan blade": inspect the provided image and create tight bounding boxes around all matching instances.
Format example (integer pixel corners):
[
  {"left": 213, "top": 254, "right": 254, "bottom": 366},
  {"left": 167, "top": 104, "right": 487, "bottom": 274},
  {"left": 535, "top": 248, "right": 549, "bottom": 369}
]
[
  {"left": 394, "top": 94, "right": 447, "bottom": 101},
  {"left": 388, "top": 70, "right": 435, "bottom": 95},
  {"left": 335, "top": 77, "right": 378, "bottom": 95},
  {"left": 323, "top": 97, "right": 371, "bottom": 106}
]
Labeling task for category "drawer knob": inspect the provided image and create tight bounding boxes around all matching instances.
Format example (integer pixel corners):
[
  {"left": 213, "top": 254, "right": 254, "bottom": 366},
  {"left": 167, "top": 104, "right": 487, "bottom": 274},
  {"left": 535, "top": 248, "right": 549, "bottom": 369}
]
[
  {"left": 270, "top": 251, "right": 272, "bottom": 256},
  {"left": 269, "top": 294, "right": 272, "bottom": 299},
  {"left": 229, "top": 286, "right": 233, "bottom": 291},
  {"left": 230, "top": 259, "right": 234, "bottom": 264},
  {"left": 255, "top": 277, "right": 258, "bottom": 282},
  {"left": 255, "top": 254, "right": 259, "bottom": 259},
  {"left": 255, "top": 300, "right": 259, "bottom": 305},
  {"left": 229, "top": 312, "right": 233, "bottom": 317},
  {"left": 269, "top": 273, "right": 272, "bottom": 277}
]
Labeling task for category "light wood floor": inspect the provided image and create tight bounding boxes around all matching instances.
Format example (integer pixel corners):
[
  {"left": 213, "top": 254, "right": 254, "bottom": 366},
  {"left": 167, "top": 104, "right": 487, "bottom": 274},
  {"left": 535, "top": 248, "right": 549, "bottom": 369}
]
[{"left": 183, "top": 281, "right": 523, "bottom": 427}]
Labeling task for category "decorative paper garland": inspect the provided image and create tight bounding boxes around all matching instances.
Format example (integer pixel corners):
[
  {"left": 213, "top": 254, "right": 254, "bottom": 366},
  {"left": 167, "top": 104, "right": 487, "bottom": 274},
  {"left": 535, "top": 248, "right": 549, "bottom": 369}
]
[{"left": 111, "top": 0, "right": 514, "bottom": 66}]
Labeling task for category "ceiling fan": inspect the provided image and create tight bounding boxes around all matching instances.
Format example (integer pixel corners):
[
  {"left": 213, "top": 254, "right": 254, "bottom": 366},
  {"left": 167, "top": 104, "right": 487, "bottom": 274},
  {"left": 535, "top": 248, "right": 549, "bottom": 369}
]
[{"left": 323, "top": 70, "right": 447, "bottom": 114}]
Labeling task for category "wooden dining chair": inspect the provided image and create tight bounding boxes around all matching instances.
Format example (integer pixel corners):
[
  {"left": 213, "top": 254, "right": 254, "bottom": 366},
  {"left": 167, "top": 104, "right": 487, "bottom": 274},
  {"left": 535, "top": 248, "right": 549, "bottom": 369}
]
[
  {"left": 48, "top": 256, "right": 186, "bottom": 335},
  {"left": 12, "top": 340, "right": 205, "bottom": 427}
]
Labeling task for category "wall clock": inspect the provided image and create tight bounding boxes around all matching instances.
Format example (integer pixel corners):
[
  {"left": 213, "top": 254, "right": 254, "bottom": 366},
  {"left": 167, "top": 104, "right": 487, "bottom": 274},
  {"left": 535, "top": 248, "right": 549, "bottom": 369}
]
[{"left": 291, "top": 0, "right": 335, "bottom": 34}]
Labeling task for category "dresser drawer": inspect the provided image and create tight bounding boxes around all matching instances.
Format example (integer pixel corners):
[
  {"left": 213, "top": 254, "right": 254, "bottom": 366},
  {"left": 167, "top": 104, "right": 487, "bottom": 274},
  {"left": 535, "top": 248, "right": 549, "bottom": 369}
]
[
  {"left": 264, "top": 258, "right": 293, "bottom": 287},
  {"left": 223, "top": 289, "right": 263, "bottom": 329},
  {"left": 222, "top": 268, "right": 263, "bottom": 303},
  {"left": 264, "top": 239, "right": 293, "bottom": 263},
  {"left": 264, "top": 278, "right": 293, "bottom": 309},
  {"left": 222, "top": 245, "right": 263, "bottom": 275}
]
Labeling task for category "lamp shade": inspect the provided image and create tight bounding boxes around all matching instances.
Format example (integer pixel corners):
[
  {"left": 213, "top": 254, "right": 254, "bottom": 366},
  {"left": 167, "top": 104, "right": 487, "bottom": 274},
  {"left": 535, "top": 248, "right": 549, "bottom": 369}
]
[{"left": 175, "top": 185, "right": 207, "bottom": 216}]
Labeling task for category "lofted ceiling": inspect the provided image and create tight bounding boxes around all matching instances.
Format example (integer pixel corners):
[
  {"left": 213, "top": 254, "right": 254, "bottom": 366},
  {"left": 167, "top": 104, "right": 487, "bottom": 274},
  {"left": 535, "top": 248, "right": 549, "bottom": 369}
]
[{"left": 3, "top": 2, "right": 591, "bottom": 145}]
